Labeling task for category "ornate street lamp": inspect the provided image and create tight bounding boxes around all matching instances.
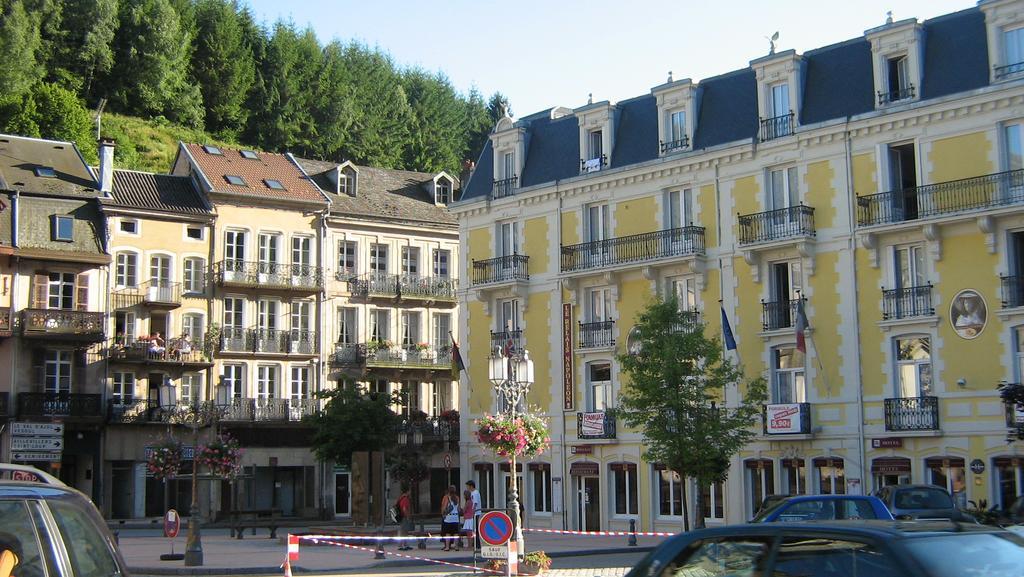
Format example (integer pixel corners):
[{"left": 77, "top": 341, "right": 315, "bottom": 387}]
[
  {"left": 183, "top": 379, "right": 231, "bottom": 567},
  {"left": 488, "top": 346, "right": 534, "bottom": 560}
]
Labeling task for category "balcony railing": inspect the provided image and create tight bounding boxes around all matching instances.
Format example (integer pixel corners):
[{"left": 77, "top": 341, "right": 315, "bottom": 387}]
[
  {"left": 492, "top": 176, "right": 519, "bottom": 200},
  {"left": 219, "top": 327, "right": 319, "bottom": 355},
  {"left": 213, "top": 260, "right": 323, "bottom": 291},
  {"left": 1003, "top": 275, "right": 1024, "bottom": 309},
  {"left": 331, "top": 343, "right": 365, "bottom": 366},
  {"left": 763, "top": 403, "right": 812, "bottom": 435},
  {"left": 561, "top": 226, "right": 705, "bottom": 273},
  {"left": 0, "top": 307, "right": 12, "bottom": 336},
  {"left": 113, "top": 280, "right": 182, "bottom": 309},
  {"left": 577, "top": 411, "right": 617, "bottom": 440},
  {"left": 0, "top": 392, "right": 8, "bottom": 417},
  {"left": 761, "top": 298, "right": 801, "bottom": 331},
  {"left": 490, "top": 329, "right": 523, "bottom": 355},
  {"left": 856, "top": 169, "right": 1024, "bottom": 226},
  {"left": 878, "top": 85, "right": 915, "bottom": 105},
  {"left": 660, "top": 136, "right": 690, "bottom": 154},
  {"left": 220, "top": 397, "right": 317, "bottom": 423},
  {"left": 670, "top": 310, "right": 703, "bottom": 334},
  {"left": 996, "top": 62, "right": 1024, "bottom": 80},
  {"left": 330, "top": 343, "right": 455, "bottom": 369},
  {"left": 580, "top": 154, "right": 608, "bottom": 174},
  {"left": 882, "top": 284, "right": 934, "bottom": 320},
  {"left": 108, "top": 399, "right": 160, "bottom": 423},
  {"left": 759, "top": 112, "right": 794, "bottom": 142},
  {"left": 349, "top": 273, "right": 456, "bottom": 302},
  {"left": 578, "top": 320, "right": 615, "bottom": 349},
  {"left": 18, "top": 392, "right": 103, "bottom": 418},
  {"left": 738, "top": 205, "right": 815, "bottom": 245},
  {"left": 472, "top": 254, "right": 529, "bottom": 285},
  {"left": 397, "top": 416, "right": 461, "bottom": 443},
  {"left": 21, "top": 309, "right": 104, "bottom": 341},
  {"left": 884, "top": 396, "right": 939, "bottom": 431},
  {"left": 109, "top": 336, "right": 210, "bottom": 365}
]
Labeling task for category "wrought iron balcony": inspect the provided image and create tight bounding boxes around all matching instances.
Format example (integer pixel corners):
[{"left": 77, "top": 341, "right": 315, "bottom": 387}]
[
  {"left": 492, "top": 176, "right": 519, "bottom": 200},
  {"left": 220, "top": 397, "right": 317, "bottom": 423},
  {"left": 763, "top": 403, "right": 812, "bottom": 435},
  {"left": 561, "top": 226, "right": 705, "bottom": 273},
  {"left": 0, "top": 392, "right": 8, "bottom": 418},
  {"left": 0, "top": 307, "right": 11, "bottom": 337},
  {"left": 108, "top": 336, "right": 211, "bottom": 367},
  {"left": 213, "top": 260, "right": 323, "bottom": 291},
  {"left": 490, "top": 329, "right": 522, "bottom": 355},
  {"left": 577, "top": 411, "right": 617, "bottom": 440},
  {"left": 18, "top": 392, "right": 103, "bottom": 418},
  {"left": 856, "top": 169, "right": 1024, "bottom": 226},
  {"left": 367, "top": 345, "right": 454, "bottom": 369},
  {"left": 21, "top": 309, "right": 104, "bottom": 341},
  {"left": 759, "top": 112, "right": 794, "bottom": 142},
  {"left": 670, "top": 310, "right": 703, "bottom": 334},
  {"left": 108, "top": 399, "right": 160, "bottom": 423},
  {"left": 878, "top": 85, "right": 915, "bottom": 105},
  {"left": 219, "top": 327, "right": 319, "bottom": 355},
  {"left": 580, "top": 154, "right": 608, "bottom": 174},
  {"left": 331, "top": 343, "right": 365, "bottom": 366},
  {"left": 472, "top": 254, "right": 529, "bottom": 285},
  {"left": 1003, "top": 275, "right": 1024, "bottom": 309},
  {"left": 397, "top": 416, "right": 461, "bottom": 444},
  {"left": 348, "top": 273, "right": 456, "bottom": 302},
  {"left": 737, "top": 205, "right": 815, "bottom": 245},
  {"left": 882, "top": 284, "right": 934, "bottom": 320},
  {"left": 660, "top": 136, "right": 690, "bottom": 154},
  {"left": 996, "top": 62, "right": 1024, "bottom": 80},
  {"left": 113, "top": 280, "right": 182, "bottom": 309},
  {"left": 578, "top": 320, "right": 615, "bottom": 349},
  {"left": 761, "top": 298, "right": 802, "bottom": 331},
  {"left": 884, "top": 396, "right": 939, "bottom": 431}
]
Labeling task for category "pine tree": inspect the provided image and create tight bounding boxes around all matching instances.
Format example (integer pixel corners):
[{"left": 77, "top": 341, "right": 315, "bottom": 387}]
[
  {"left": 191, "top": 0, "right": 255, "bottom": 139},
  {"left": 0, "top": 0, "right": 45, "bottom": 96},
  {"left": 402, "top": 69, "right": 466, "bottom": 174}
]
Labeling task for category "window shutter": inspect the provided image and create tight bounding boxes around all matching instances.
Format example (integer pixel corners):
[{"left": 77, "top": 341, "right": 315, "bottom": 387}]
[
  {"left": 75, "top": 273, "right": 89, "bottom": 311},
  {"left": 31, "top": 348, "right": 45, "bottom": 390},
  {"left": 32, "top": 273, "right": 48, "bottom": 309}
]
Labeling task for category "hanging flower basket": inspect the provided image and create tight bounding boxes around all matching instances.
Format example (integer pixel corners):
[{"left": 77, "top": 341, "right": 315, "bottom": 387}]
[
  {"left": 439, "top": 409, "right": 460, "bottom": 424},
  {"left": 475, "top": 413, "right": 550, "bottom": 458},
  {"left": 197, "top": 433, "right": 243, "bottom": 479},
  {"left": 147, "top": 436, "right": 183, "bottom": 481}
]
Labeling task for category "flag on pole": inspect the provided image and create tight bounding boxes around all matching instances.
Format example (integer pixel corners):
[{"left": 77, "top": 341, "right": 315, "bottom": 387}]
[
  {"left": 721, "top": 307, "right": 737, "bottom": 351},
  {"left": 451, "top": 334, "right": 466, "bottom": 379},
  {"left": 795, "top": 298, "right": 809, "bottom": 353}
]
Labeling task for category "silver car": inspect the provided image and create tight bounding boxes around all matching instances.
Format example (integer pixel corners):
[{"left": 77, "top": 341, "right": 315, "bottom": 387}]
[{"left": 875, "top": 484, "right": 976, "bottom": 522}]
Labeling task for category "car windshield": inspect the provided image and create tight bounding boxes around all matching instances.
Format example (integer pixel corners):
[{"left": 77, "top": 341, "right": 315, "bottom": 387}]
[
  {"left": 904, "top": 533, "right": 1024, "bottom": 577},
  {"left": 894, "top": 488, "right": 954, "bottom": 509},
  {"left": 753, "top": 499, "right": 798, "bottom": 522}
]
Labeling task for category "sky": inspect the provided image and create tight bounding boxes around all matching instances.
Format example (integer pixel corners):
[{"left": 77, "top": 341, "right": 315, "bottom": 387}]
[{"left": 245, "top": 0, "right": 974, "bottom": 117}]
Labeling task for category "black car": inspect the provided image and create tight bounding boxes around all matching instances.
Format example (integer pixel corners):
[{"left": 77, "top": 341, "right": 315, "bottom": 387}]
[
  {"left": 0, "top": 464, "right": 129, "bottom": 577},
  {"left": 625, "top": 520, "right": 1024, "bottom": 577},
  {"left": 874, "top": 483, "right": 975, "bottom": 522}
]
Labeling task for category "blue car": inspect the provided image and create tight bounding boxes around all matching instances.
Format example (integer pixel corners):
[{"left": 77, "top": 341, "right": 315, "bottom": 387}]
[{"left": 752, "top": 494, "right": 894, "bottom": 522}]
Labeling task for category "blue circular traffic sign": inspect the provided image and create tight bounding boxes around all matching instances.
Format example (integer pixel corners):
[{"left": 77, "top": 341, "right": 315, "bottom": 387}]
[{"left": 478, "top": 511, "right": 514, "bottom": 546}]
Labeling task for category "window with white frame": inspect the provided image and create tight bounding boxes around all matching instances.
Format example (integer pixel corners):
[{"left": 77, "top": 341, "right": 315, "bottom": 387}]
[
  {"left": 337, "top": 307, "right": 357, "bottom": 345},
  {"left": 588, "top": 130, "right": 603, "bottom": 161},
  {"left": 371, "top": 309, "right": 390, "bottom": 343},
  {"left": 433, "top": 249, "right": 450, "bottom": 278},
  {"left": 119, "top": 219, "right": 139, "bottom": 234},
  {"left": 256, "top": 365, "right": 278, "bottom": 398},
  {"left": 114, "top": 311, "right": 136, "bottom": 344},
  {"left": 257, "top": 299, "right": 278, "bottom": 331},
  {"left": 399, "top": 379, "right": 419, "bottom": 416},
  {"left": 994, "top": 457, "right": 1024, "bottom": 509},
  {"left": 401, "top": 311, "right": 420, "bottom": 348},
  {"left": 44, "top": 350, "right": 72, "bottom": 393},
  {"left": 586, "top": 203, "right": 609, "bottom": 244},
  {"left": 182, "top": 313, "right": 203, "bottom": 346},
  {"left": 47, "top": 272, "right": 77, "bottom": 310},
  {"left": 667, "top": 188, "right": 694, "bottom": 230},
  {"left": 612, "top": 463, "right": 638, "bottom": 516},
  {"left": 430, "top": 381, "right": 451, "bottom": 415},
  {"left": 371, "top": 378, "right": 390, "bottom": 398},
  {"left": 222, "top": 363, "right": 245, "bottom": 398},
  {"left": 885, "top": 54, "right": 911, "bottom": 100},
  {"left": 669, "top": 110, "right": 686, "bottom": 144},
  {"left": 181, "top": 373, "right": 201, "bottom": 405},
  {"left": 887, "top": 142, "right": 918, "bottom": 195},
  {"left": 225, "top": 230, "right": 246, "bottom": 262},
  {"left": 338, "top": 240, "right": 357, "bottom": 277},
  {"left": 115, "top": 252, "right": 137, "bottom": 287},
  {"left": 769, "top": 82, "right": 789, "bottom": 119},
  {"left": 1004, "top": 27, "right": 1024, "bottom": 77},
  {"left": 531, "top": 464, "right": 552, "bottom": 513},
  {"left": 435, "top": 179, "right": 451, "bottom": 204},
  {"left": 666, "top": 276, "right": 698, "bottom": 313},
  {"left": 745, "top": 460, "right": 775, "bottom": 517},
  {"left": 340, "top": 167, "right": 355, "bottom": 195},
  {"left": 815, "top": 458, "right": 846, "bottom": 495},
  {"left": 223, "top": 297, "right": 244, "bottom": 329},
  {"left": 896, "top": 336, "right": 932, "bottom": 397},
  {"left": 586, "top": 287, "right": 612, "bottom": 323},
  {"left": 370, "top": 243, "right": 388, "bottom": 275},
  {"left": 433, "top": 313, "right": 451, "bottom": 350},
  {"left": 655, "top": 466, "right": 683, "bottom": 517},
  {"left": 772, "top": 347, "right": 806, "bottom": 404},
  {"left": 767, "top": 166, "right": 799, "bottom": 212},
  {"left": 183, "top": 257, "right": 205, "bottom": 293},
  {"left": 112, "top": 372, "right": 134, "bottom": 405},
  {"left": 782, "top": 458, "right": 807, "bottom": 495},
  {"left": 497, "top": 221, "right": 517, "bottom": 257},
  {"left": 498, "top": 299, "right": 519, "bottom": 332},
  {"left": 292, "top": 236, "right": 312, "bottom": 268},
  {"left": 587, "top": 362, "right": 612, "bottom": 412},
  {"left": 927, "top": 457, "right": 966, "bottom": 508},
  {"left": 402, "top": 246, "right": 419, "bottom": 276},
  {"left": 502, "top": 151, "right": 515, "bottom": 180},
  {"left": 258, "top": 233, "right": 280, "bottom": 267},
  {"left": 702, "top": 481, "right": 725, "bottom": 521},
  {"left": 893, "top": 245, "right": 927, "bottom": 290},
  {"left": 185, "top": 225, "right": 203, "bottom": 240},
  {"left": 291, "top": 366, "right": 310, "bottom": 400},
  {"left": 1006, "top": 122, "right": 1024, "bottom": 172}
]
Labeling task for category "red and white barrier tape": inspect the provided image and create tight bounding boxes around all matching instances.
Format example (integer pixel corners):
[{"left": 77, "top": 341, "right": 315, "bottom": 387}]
[
  {"left": 522, "top": 527, "right": 677, "bottom": 537},
  {"left": 296, "top": 533, "right": 456, "bottom": 542},
  {"left": 307, "top": 537, "right": 503, "bottom": 574}
]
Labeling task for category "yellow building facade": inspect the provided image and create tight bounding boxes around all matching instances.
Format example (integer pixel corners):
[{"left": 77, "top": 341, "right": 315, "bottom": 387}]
[{"left": 456, "top": 1, "right": 1024, "bottom": 530}]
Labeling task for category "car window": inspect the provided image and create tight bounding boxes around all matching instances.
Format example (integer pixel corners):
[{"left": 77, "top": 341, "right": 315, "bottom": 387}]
[
  {"left": 840, "top": 500, "right": 879, "bottom": 520},
  {"left": 778, "top": 500, "right": 836, "bottom": 521},
  {"left": 0, "top": 501, "right": 47, "bottom": 577},
  {"left": 904, "top": 533, "right": 1024, "bottom": 577},
  {"left": 894, "top": 488, "right": 953, "bottom": 509},
  {"left": 47, "top": 500, "right": 119, "bottom": 577},
  {"left": 770, "top": 537, "right": 901, "bottom": 577},
  {"left": 659, "top": 537, "right": 773, "bottom": 577}
]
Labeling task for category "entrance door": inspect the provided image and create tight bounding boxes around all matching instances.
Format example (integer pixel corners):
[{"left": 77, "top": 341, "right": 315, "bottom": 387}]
[
  {"left": 335, "top": 472, "right": 351, "bottom": 517},
  {"left": 575, "top": 476, "right": 601, "bottom": 531}
]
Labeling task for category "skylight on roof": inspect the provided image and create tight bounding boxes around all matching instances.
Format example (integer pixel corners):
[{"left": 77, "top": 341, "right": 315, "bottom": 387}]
[
  {"left": 240, "top": 150, "right": 259, "bottom": 160},
  {"left": 264, "top": 179, "right": 286, "bottom": 190},
  {"left": 203, "top": 145, "right": 223, "bottom": 155},
  {"left": 34, "top": 166, "right": 56, "bottom": 178},
  {"left": 225, "top": 175, "right": 247, "bottom": 186}
]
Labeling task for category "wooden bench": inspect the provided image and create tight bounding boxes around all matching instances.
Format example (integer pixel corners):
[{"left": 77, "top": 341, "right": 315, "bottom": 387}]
[{"left": 228, "top": 509, "right": 283, "bottom": 539}]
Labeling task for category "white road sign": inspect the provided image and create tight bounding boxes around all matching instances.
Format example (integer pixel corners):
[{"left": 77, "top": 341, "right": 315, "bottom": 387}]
[
  {"left": 13, "top": 452, "right": 62, "bottom": 462},
  {"left": 11, "top": 437, "right": 64, "bottom": 451},
  {"left": 12, "top": 422, "right": 65, "bottom": 437},
  {"left": 480, "top": 545, "right": 508, "bottom": 559}
]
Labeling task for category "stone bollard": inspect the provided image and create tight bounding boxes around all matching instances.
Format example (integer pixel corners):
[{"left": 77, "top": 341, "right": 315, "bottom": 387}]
[
  {"left": 375, "top": 533, "right": 386, "bottom": 559},
  {"left": 628, "top": 519, "right": 638, "bottom": 546},
  {"left": 418, "top": 522, "right": 427, "bottom": 550}
]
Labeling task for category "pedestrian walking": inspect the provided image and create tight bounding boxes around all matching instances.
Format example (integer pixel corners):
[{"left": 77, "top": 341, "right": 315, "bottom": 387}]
[
  {"left": 396, "top": 487, "right": 413, "bottom": 551},
  {"left": 460, "top": 488, "right": 476, "bottom": 549},
  {"left": 440, "top": 485, "right": 461, "bottom": 551}
]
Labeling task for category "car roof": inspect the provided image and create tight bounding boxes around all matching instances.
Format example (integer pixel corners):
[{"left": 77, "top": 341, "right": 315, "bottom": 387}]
[
  {"left": 691, "top": 520, "right": 1003, "bottom": 539},
  {"left": 783, "top": 494, "right": 879, "bottom": 502},
  {"left": 0, "top": 483, "right": 86, "bottom": 500},
  {"left": 888, "top": 484, "right": 948, "bottom": 491}
]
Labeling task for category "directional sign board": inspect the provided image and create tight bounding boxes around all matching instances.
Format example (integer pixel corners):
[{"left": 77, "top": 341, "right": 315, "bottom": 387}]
[
  {"left": 13, "top": 452, "right": 62, "bottom": 462},
  {"left": 11, "top": 437, "right": 64, "bottom": 451},
  {"left": 478, "top": 511, "right": 514, "bottom": 546},
  {"left": 12, "top": 422, "right": 64, "bottom": 436}
]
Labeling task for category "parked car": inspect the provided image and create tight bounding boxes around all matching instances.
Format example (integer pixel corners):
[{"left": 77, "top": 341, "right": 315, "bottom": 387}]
[
  {"left": 875, "top": 484, "right": 976, "bottom": 522},
  {"left": 625, "top": 520, "right": 1024, "bottom": 577},
  {"left": 0, "top": 463, "right": 130, "bottom": 577},
  {"left": 751, "top": 494, "right": 894, "bottom": 522}
]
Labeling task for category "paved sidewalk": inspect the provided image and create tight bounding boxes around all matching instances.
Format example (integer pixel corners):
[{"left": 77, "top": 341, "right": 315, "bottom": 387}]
[{"left": 119, "top": 524, "right": 658, "bottom": 576}]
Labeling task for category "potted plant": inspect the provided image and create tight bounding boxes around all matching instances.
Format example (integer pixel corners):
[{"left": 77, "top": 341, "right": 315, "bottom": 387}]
[
  {"left": 521, "top": 550, "right": 552, "bottom": 575},
  {"left": 475, "top": 412, "right": 551, "bottom": 458}
]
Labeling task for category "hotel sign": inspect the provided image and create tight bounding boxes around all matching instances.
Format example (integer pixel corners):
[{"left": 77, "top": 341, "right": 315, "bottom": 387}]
[{"left": 562, "top": 303, "right": 574, "bottom": 411}]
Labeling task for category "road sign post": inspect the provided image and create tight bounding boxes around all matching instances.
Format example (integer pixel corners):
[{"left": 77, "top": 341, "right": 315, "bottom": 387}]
[
  {"left": 11, "top": 422, "right": 64, "bottom": 465},
  {"left": 477, "top": 510, "right": 514, "bottom": 574},
  {"left": 160, "top": 509, "right": 184, "bottom": 561}
]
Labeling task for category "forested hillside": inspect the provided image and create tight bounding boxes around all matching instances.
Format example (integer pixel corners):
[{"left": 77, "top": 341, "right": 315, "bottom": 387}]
[{"left": 0, "top": 0, "right": 508, "bottom": 175}]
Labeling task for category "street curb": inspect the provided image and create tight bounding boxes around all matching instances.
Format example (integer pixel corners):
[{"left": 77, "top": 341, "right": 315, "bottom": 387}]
[{"left": 128, "top": 546, "right": 655, "bottom": 575}]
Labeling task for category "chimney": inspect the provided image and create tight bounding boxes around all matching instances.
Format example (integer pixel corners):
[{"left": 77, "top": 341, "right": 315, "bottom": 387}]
[{"left": 98, "top": 137, "right": 115, "bottom": 193}]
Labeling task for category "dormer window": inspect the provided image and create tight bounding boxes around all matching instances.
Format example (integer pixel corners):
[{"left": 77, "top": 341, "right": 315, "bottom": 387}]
[
  {"left": 652, "top": 77, "right": 697, "bottom": 156},
  {"left": 999, "top": 26, "right": 1024, "bottom": 79},
  {"left": 751, "top": 50, "right": 801, "bottom": 142},
  {"left": 576, "top": 100, "right": 616, "bottom": 174},
  {"left": 661, "top": 110, "right": 689, "bottom": 153},
  {"left": 880, "top": 54, "right": 914, "bottom": 104},
  {"left": 339, "top": 167, "right": 356, "bottom": 196},
  {"left": 982, "top": 1, "right": 1024, "bottom": 82},
  {"left": 582, "top": 129, "right": 606, "bottom": 173},
  {"left": 493, "top": 151, "right": 517, "bottom": 199},
  {"left": 865, "top": 17, "right": 922, "bottom": 108},
  {"left": 762, "top": 82, "right": 793, "bottom": 141},
  {"left": 435, "top": 179, "right": 451, "bottom": 205}
]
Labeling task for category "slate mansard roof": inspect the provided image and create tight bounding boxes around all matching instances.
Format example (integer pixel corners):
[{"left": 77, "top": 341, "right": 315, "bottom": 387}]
[{"left": 461, "top": 7, "right": 993, "bottom": 203}]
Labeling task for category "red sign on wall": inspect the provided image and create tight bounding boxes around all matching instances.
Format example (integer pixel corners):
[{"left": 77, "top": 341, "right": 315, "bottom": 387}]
[{"left": 562, "top": 303, "right": 574, "bottom": 411}]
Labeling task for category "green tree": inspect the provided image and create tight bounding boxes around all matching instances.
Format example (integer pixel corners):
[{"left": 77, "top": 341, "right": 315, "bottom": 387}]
[
  {"left": 0, "top": 0, "right": 45, "bottom": 96},
  {"left": 402, "top": 69, "right": 466, "bottom": 174},
  {"left": 617, "top": 297, "right": 766, "bottom": 530},
  {"left": 308, "top": 385, "right": 400, "bottom": 465},
  {"left": 488, "top": 92, "right": 512, "bottom": 124},
  {"left": 0, "top": 82, "right": 94, "bottom": 161},
  {"left": 51, "top": 0, "right": 119, "bottom": 97},
  {"left": 191, "top": 0, "right": 255, "bottom": 139},
  {"left": 463, "top": 87, "right": 495, "bottom": 167},
  {"left": 336, "top": 43, "right": 411, "bottom": 168}
]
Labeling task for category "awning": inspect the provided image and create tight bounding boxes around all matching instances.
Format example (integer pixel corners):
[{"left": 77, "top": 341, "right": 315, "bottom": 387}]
[
  {"left": 570, "top": 461, "right": 598, "bottom": 476},
  {"left": 871, "top": 457, "right": 911, "bottom": 474}
]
